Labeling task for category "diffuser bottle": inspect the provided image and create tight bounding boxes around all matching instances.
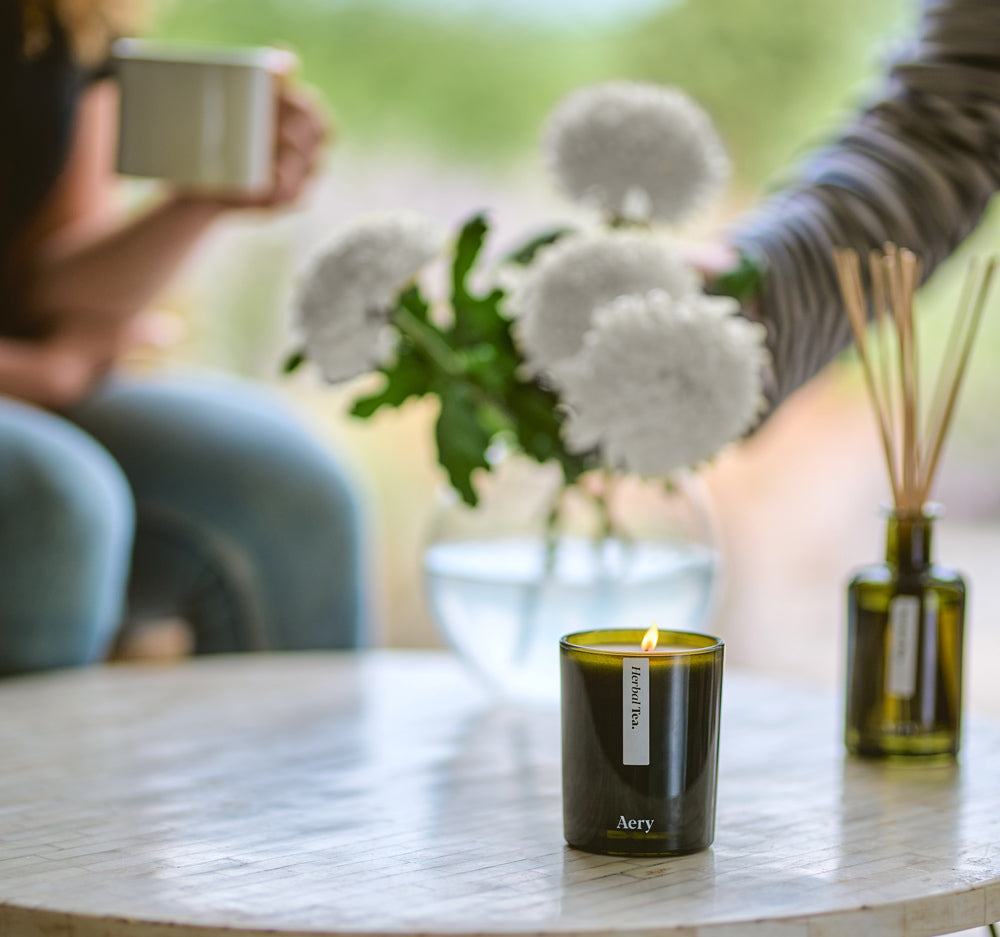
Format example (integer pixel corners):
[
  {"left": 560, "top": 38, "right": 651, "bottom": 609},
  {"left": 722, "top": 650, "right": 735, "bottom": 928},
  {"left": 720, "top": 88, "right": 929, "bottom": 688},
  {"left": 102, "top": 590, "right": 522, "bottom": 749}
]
[
  {"left": 834, "top": 245, "right": 991, "bottom": 762},
  {"left": 845, "top": 508, "right": 966, "bottom": 760}
]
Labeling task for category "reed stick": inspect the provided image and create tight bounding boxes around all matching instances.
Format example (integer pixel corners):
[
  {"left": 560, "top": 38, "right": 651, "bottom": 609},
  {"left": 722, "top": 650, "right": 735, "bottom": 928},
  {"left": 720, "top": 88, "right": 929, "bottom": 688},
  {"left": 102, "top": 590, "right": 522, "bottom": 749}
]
[
  {"left": 917, "top": 255, "right": 997, "bottom": 505},
  {"left": 902, "top": 250, "right": 922, "bottom": 510},
  {"left": 882, "top": 249, "right": 918, "bottom": 512},
  {"left": 834, "top": 249, "right": 901, "bottom": 507},
  {"left": 868, "top": 252, "right": 897, "bottom": 477},
  {"left": 835, "top": 245, "right": 995, "bottom": 515},
  {"left": 921, "top": 257, "right": 979, "bottom": 490}
]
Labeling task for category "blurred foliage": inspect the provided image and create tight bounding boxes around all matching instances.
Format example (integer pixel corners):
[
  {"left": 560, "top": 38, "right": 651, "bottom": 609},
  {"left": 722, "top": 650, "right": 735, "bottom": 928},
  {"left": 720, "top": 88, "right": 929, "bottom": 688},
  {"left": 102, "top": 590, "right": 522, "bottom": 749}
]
[
  {"left": 617, "top": 0, "right": 910, "bottom": 186},
  {"left": 149, "top": 0, "right": 909, "bottom": 190},
  {"left": 149, "top": 0, "right": 1000, "bottom": 471},
  {"left": 149, "top": 1, "right": 619, "bottom": 172}
]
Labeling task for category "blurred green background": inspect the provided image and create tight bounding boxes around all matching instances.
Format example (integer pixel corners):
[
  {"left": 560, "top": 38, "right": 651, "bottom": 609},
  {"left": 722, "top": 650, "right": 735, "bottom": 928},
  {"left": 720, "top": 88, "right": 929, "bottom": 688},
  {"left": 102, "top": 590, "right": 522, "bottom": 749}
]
[
  {"left": 151, "top": 0, "right": 908, "bottom": 188},
  {"left": 136, "top": 0, "right": 1000, "bottom": 688},
  {"left": 146, "top": 0, "right": 1000, "bottom": 492}
]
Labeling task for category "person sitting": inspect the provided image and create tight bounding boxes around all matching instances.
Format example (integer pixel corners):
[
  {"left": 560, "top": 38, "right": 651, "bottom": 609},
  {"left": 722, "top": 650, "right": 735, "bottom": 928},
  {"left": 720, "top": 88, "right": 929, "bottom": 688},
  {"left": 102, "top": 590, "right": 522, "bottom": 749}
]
[{"left": 0, "top": 0, "right": 366, "bottom": 675}]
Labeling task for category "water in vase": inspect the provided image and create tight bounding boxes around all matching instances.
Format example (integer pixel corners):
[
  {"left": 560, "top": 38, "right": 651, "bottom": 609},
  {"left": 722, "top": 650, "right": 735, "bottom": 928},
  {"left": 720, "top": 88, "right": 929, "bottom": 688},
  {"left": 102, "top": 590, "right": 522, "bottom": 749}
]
[{"left": 423, "top": 536, "right": 718, "bottom": 704}]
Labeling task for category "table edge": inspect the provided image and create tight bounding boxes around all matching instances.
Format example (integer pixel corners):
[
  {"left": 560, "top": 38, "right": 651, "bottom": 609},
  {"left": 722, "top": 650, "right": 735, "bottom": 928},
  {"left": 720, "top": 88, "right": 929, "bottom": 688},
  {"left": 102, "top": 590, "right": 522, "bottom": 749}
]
[{"left": 4, "top": 878, "right": 999, "bottom": 937}]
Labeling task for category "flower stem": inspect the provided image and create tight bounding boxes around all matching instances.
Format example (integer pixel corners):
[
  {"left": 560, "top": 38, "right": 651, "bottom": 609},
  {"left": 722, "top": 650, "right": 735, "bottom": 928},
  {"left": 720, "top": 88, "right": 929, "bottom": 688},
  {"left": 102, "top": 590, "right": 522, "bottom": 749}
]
[
  {"left": 596, "top": 470, "right": 616, "bottom": 541},
  {"left": 545, "top": 485, "right": 564, "bottom": 549},
  {"left": 606, "top": 213, "right": 650, "bottom": 231},
  {"left": 393, "top": 303, "right": 465, "bottom": 378},
  {"left": 393, "top": 302, "right": 511, "bottom": 417},
  {"left": 512, "top": 483, "right": 565, "bottom": 665}
]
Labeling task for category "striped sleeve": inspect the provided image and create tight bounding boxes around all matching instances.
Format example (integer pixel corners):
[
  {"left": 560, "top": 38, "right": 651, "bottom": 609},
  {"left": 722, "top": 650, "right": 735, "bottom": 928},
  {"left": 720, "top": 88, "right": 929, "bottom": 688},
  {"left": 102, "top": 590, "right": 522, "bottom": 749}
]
[{"left": 731, "top": 0, "right": 1000, "bottom": 409}]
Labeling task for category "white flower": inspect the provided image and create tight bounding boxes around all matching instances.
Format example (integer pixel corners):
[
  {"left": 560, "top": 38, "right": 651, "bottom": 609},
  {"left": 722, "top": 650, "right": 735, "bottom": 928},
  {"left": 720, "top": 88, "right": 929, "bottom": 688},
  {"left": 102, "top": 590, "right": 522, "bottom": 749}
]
[
  {"left": 560, "top": 290, "right": 769, "bottom": 476},
  {"left": 508, "top": 231, "right": 699, "bottom": 379},
  {"left": 292, "top": 212, "right": 446, "bottom": 382},
  {"left": 543, "top": 81, "right": 729, "bottom": 223}
]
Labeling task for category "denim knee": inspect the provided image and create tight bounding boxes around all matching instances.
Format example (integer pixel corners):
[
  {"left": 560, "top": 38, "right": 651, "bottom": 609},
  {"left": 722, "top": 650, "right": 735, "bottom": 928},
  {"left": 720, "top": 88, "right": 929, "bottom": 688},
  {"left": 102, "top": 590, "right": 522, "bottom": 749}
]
[
  {"left": 0, "top": 399, "right": 134, "bottom": 675},
  {"left": 265, "top": 445, "right": 367, "bottom": 649},
  {"left": 67, "top": 375, "right": 367, "bottom": 652}
]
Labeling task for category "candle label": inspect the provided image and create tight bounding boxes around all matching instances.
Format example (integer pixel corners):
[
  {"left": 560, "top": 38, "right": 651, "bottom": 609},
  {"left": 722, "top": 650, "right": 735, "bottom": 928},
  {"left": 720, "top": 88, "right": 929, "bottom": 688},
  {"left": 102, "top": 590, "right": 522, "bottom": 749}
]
[
  {"left": 886, "top": 594, "right": 920, "bottom": 698},
  {"left": 622, "top": 658, "right": 649, "bottom": 765}
]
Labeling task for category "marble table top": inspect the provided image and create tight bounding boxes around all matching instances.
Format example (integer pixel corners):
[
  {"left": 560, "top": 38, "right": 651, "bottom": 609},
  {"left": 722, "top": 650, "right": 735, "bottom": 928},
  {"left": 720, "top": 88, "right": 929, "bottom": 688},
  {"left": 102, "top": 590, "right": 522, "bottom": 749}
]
[{"left": 0, "top": 652, "right": 998, "bottom": 937}]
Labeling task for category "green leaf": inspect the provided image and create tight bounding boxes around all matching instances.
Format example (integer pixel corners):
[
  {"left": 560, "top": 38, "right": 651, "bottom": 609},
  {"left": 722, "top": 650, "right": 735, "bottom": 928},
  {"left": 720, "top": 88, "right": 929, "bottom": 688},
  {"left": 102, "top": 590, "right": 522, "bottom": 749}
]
[
  {"left": 347, "top": 214, "right": 587, "bottom": 500},
  {"left": 505, "top": 226, "right": 573, "bottom": 266},
  {"left": 448, "top": 213, "right": 511, "bottom": 349},
  {"left": 503, "top": 379, "right": 590, "bottom": 485},
  {"left": 398, "top": 283, "right": 432, "bottom": 325},
  {"left": 708, "top": 246, "right": 768, "bottom": 304},
  {"left": 350, "top": 342, "right": 437, "bottom": 418},
  {"left": 282, "top": 349, "right": 307, "bottom": 374},
  {"left": 350, "top": 284, "right": 444, "bottom": 419},
  {"left": 451, "top": 211, "right": 490, "bottom": 304},
  {"left": 435, "top": 382, "right": 495, "bottom": 506}
]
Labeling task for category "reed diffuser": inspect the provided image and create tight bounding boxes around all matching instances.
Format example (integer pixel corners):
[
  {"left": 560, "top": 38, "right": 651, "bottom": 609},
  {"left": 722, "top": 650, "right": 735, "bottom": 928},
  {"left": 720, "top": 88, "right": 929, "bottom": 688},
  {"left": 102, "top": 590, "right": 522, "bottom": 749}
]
[{"left": 834, "top": 245, "right": 995, "bottom": 760}]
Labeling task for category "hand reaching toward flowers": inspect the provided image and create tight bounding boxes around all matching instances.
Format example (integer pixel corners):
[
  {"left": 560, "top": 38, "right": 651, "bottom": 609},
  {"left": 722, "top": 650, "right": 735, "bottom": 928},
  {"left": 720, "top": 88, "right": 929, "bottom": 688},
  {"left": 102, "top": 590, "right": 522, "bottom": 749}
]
[
  {"left": 680, "top": 243, "right": 740, "bottom": 284},
  {"left": 723, "top": 1, "right": 1000, "bottom": 410}
]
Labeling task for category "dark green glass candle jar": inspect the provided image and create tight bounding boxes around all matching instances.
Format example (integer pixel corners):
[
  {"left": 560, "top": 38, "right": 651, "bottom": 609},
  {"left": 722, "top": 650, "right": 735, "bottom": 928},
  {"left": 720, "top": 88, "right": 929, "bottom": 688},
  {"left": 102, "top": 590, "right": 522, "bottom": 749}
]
[
  {"left": 560, "top": 629, "right": 723, "bottom": 856},
  {"left": 845, "top": 508, "right": 966, "bottom": 761}
]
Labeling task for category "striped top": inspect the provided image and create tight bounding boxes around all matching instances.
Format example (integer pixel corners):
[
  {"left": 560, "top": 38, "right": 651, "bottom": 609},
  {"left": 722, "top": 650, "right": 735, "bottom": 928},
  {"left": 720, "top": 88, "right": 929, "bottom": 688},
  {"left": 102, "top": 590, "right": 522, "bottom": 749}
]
[{"left": 731, "top": 0, "right": 1000, "bottom": 409}]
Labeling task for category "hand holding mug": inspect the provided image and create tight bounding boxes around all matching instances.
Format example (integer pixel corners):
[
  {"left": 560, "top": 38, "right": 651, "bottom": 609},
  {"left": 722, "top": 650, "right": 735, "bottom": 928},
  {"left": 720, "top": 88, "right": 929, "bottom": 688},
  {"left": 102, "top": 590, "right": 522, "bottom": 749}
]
[
  {"left": 115, "top": 41, "right": 333, "bottom": 209},
  {"left": 236, "top": 81, "right": 332, "bottom": 210}
]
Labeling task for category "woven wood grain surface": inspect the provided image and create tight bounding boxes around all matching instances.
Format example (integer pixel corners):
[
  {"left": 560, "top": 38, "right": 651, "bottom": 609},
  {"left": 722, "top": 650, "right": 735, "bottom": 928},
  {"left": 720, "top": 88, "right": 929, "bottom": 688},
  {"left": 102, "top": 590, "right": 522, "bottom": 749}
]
[{"left": 0, "top": 652, "right": 997, "bottom": 937}]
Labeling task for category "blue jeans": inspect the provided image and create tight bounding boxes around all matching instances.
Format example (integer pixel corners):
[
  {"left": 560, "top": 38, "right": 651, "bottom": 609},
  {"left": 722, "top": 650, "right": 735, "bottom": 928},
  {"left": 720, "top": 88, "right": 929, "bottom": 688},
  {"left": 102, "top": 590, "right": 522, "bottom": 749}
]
[{"left": 0, "top": 374, "right": 365, "bottom": 676}]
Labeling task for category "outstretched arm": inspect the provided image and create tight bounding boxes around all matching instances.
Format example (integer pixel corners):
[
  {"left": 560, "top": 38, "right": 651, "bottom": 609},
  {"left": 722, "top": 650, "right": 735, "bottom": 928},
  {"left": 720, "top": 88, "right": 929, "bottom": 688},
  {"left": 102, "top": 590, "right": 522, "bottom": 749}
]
[{"left": 727, "top": 0, "right": 1000, "bottom": 410}]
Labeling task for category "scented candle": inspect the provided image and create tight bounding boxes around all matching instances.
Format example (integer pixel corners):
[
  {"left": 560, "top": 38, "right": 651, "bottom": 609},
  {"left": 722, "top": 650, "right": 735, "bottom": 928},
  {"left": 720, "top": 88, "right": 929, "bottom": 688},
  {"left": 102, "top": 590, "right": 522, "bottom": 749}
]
[{"left": 560, "top": 627, "right": 723, "bottom": 856}]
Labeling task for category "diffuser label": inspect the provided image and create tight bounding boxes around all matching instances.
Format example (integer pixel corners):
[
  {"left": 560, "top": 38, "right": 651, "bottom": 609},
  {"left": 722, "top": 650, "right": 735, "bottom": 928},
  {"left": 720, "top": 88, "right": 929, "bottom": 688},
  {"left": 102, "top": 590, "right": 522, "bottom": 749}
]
[
  {"left": 886, "top": 595, "right": 920, "bottom": 698},
  {"left": 623, "top": 658, "right": 649, "bottom": 765}
]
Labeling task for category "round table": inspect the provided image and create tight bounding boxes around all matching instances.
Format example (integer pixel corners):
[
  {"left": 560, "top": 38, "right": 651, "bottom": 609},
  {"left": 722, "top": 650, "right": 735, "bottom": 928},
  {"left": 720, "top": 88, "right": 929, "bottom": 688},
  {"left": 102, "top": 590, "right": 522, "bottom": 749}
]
[{"left": 0, "top": 652, "right": 998, "bottom": 937}]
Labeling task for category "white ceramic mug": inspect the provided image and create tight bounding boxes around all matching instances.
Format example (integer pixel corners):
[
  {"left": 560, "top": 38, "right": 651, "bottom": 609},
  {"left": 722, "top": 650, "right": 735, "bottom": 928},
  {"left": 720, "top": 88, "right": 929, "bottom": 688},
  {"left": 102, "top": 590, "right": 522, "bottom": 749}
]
[{"left": 113, "top": 39, "right": 294, "bottom": 194}]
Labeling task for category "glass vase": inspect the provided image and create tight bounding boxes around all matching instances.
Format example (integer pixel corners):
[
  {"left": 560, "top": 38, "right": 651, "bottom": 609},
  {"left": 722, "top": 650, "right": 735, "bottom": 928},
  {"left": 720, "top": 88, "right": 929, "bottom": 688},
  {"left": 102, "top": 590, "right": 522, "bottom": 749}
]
[
  {"left": 845, "top": 507, "right": 966, "bottom": 760},
  {"left": 422, "top": 458, "right": 721, "bottom": 706}
]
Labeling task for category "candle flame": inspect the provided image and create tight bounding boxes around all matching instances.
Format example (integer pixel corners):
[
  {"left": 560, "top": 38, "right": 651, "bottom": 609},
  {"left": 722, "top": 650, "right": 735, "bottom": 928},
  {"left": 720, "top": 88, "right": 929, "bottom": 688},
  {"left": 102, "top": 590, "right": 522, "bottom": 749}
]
[{"left": 641, "top": 623, "right": 659, "bottom": 652}]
